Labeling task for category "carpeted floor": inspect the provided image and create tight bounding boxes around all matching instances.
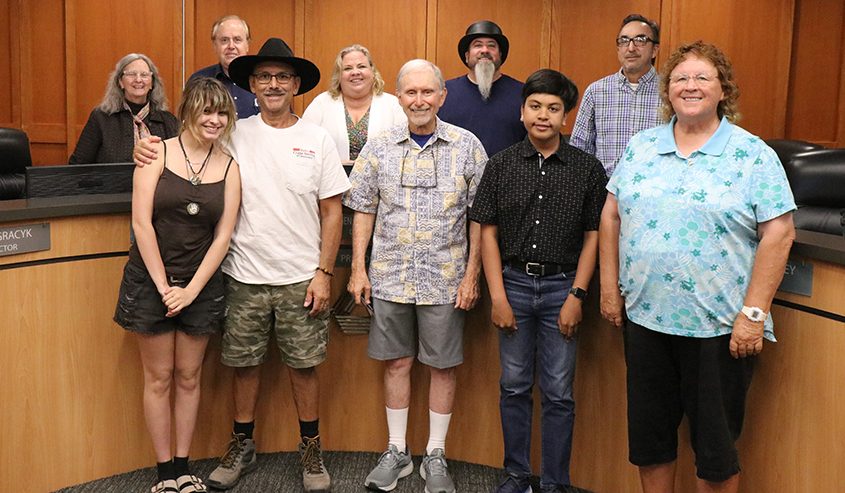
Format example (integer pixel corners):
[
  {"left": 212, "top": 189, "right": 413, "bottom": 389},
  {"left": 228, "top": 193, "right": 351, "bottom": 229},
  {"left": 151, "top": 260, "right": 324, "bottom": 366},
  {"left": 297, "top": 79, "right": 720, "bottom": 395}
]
[{"left": 54, "top": 451, "right": 506, "bottom": 493}]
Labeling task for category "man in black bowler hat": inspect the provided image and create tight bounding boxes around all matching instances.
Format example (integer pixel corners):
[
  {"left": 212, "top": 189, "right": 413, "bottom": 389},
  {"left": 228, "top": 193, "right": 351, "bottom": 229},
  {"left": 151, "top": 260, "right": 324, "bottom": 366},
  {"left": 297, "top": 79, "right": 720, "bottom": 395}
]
[{"left": 438, "top": 20, "right": 526, "bottom": 157}]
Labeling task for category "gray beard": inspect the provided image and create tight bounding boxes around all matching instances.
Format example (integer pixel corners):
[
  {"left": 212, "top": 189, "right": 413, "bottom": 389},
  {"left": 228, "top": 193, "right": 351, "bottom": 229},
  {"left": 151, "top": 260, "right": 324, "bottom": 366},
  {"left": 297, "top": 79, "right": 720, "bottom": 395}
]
[{"left": 474, "top": 60, "right": 496, "bottom": 101}]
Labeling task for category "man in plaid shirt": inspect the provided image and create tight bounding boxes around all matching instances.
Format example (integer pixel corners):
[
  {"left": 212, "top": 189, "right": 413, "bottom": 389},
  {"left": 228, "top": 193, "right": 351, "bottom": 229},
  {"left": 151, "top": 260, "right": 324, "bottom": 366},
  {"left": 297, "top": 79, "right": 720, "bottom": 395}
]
[{"left": 570, "top": 14, "right": 662, "bottom": 176}]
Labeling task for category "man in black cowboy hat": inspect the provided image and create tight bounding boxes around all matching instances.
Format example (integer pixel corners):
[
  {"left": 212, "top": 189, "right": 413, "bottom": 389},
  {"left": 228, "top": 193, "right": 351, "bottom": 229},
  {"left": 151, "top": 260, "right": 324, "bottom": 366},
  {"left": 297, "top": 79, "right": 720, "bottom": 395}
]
[
  {"left": 134, "top": 37, "right": 349, "bottom": 493},
  {"left": 438, "top": 20, "right": 526, "bottom": 157}
]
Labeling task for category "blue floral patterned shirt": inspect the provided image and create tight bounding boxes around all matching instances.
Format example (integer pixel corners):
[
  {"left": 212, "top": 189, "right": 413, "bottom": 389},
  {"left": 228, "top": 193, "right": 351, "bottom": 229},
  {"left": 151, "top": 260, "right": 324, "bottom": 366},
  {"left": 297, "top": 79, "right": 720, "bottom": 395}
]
[
  {"left": 607, "top": 117, "right": 796, "bottom": 340},
  {"left": 343, "top": 118, "right": 488, "bottom": 305}
]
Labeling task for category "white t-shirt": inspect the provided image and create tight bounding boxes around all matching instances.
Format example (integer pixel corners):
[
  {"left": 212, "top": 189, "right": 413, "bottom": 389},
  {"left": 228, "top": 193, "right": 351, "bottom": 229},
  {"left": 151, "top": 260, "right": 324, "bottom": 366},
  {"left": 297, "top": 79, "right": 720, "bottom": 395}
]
[{"left": 222, "top": 115, "right": 351, "bottom": 285}]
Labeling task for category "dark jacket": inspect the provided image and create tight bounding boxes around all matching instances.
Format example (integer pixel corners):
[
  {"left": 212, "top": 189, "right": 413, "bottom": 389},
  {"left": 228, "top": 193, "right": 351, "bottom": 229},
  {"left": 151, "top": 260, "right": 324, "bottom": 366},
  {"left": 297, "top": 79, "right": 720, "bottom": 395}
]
[{"left": 68, "top": 107, "right": 179, "bottom": 164}]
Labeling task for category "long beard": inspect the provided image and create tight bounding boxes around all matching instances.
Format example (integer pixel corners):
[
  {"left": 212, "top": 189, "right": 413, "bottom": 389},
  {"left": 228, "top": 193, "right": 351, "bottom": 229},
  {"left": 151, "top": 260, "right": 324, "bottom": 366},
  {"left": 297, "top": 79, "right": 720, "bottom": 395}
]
[{"left": 474, "top": 60, "right": 496, "bottom": 101}]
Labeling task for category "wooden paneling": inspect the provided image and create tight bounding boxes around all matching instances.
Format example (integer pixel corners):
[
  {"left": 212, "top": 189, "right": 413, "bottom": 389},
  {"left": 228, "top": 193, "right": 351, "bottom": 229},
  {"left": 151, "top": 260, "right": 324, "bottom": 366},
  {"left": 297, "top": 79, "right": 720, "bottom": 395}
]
[
  {"left": 2, "top": 0, "right": 843, "bottom": 166},
  {"left": 0, "top": 0, "right": 14, "bottom": 125},
  {"left": 300, "top": 0, "right": 426, "bottom": 106},
  {"left": 552, "top": 0, "right": 662, "bottom": 126},
  {"left": 434, "top": 0, "right": 547, "bottom": 83},
  {"left": 66, "top": 0, "right": 182, "bottom": 144},
  {"left": 785, "top": 0, "right": 845, "bottom": 147},
  {"left": 661, "top": 0, "right": 795, "bottom": 139},
  {"left": 19, "top": 0, "right": 65, "bottom": 143}
]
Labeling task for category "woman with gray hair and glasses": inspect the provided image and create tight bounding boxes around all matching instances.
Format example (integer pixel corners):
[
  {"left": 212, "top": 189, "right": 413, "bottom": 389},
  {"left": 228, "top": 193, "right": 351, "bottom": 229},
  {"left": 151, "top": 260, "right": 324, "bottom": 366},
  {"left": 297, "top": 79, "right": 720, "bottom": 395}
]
[{"left": 69, "top": 53, "right": 179, "bottom": 164}]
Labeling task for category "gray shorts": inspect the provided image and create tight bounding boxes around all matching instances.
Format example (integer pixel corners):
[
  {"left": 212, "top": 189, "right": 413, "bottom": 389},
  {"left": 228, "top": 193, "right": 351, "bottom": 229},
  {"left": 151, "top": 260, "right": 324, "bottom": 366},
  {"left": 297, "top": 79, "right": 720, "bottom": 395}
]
[
  {"left": 221, "top": 275, "right": 330, "bottom": 369},
  {"left": 368, "top": 298, "right": 465, "bottom": 369}
]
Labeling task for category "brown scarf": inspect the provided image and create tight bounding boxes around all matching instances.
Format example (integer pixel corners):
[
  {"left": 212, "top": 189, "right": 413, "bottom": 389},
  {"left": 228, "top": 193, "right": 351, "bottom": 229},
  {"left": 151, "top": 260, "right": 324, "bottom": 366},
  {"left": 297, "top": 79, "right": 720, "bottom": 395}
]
[{"left": 124, "top": 100, "right": 152, "bottom": 144}]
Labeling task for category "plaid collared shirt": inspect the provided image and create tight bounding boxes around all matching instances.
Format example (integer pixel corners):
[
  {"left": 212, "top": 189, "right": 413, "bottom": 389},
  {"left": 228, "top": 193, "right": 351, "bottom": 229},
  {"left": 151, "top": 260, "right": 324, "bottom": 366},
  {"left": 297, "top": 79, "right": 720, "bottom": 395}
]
[
  {"left": 570, "top": 66, "right": 661, "bottom": 176},
  {"left": 343, "top": 118, "right": 488, "bottom": 305}
]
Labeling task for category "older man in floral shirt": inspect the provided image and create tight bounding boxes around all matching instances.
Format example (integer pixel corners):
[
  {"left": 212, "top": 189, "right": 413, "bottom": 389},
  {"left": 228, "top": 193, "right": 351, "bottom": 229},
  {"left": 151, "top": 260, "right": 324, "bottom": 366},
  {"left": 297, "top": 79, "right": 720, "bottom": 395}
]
[{"left": 344, "top": 59, "right": 487, "bottom": 493}]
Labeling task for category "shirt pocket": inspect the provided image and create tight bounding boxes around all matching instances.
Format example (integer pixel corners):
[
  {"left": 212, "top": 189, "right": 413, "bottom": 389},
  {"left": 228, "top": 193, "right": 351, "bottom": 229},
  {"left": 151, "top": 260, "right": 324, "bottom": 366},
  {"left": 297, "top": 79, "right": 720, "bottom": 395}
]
[{"left": 285, "top": 159, "right": 318, "bottom": 195}]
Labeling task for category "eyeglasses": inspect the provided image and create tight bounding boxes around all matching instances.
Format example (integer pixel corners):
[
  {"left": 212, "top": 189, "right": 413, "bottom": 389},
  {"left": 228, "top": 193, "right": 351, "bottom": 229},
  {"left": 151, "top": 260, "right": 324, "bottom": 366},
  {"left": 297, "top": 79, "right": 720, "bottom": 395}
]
[
  {"left": 252, "top": 72, "right": 296, "bottom": 84},
  {"left": 669, "top": 73, "right": 718, "bottom": 86},
  {"left": 123, "top": 71, "right": 152, "bottom": 80},
  {"left": 400, "top": 147, "right": 438, "bottom": 188},
  {"left": 616, "top": 35, "right": 656, "bottom": 48}
]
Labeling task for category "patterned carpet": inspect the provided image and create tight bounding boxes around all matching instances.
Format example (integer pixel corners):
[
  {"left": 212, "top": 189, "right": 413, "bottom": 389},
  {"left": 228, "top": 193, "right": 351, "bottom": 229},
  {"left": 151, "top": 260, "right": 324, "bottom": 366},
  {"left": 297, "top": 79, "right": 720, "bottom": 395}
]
[{"left": 54, "top": 451, "right": 505, "bottom": 493}]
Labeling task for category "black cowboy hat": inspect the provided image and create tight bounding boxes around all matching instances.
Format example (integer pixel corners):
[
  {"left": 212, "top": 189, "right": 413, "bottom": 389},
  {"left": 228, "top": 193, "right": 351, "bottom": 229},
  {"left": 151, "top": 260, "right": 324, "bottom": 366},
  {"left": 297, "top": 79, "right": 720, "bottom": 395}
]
[
  {"left": 228, "top": 38, "right": 321, "bottom": 95},
  {"left": 457, "top": 20, "right": 510, "bottom": 67}
]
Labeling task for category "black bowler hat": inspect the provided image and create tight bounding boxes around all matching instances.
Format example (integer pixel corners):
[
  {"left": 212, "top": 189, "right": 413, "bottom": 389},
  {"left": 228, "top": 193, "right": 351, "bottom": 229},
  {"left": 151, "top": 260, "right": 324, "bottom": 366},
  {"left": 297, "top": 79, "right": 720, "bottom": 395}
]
[
  {"left": 228, "top": 38, "right": 321, "bottom": 95},
  {"left": 457, "top": 20, "right": 510, "bottom": 67}
]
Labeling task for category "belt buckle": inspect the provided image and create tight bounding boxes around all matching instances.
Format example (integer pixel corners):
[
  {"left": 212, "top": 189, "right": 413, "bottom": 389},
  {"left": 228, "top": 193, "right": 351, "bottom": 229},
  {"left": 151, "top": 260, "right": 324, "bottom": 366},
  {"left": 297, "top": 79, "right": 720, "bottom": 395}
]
[
  {"left": 168, "top": 275, "right": 186, "bottom": 284},
  {"left": 525, "top": 262, "right": 543, "bottom": 276}
]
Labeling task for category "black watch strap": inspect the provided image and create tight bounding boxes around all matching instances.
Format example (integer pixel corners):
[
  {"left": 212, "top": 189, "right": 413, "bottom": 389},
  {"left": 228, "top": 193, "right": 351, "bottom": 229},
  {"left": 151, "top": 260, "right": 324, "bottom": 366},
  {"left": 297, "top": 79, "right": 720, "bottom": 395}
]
[{"left": 569, "top": 287, "right": 588, "bottom": 300}]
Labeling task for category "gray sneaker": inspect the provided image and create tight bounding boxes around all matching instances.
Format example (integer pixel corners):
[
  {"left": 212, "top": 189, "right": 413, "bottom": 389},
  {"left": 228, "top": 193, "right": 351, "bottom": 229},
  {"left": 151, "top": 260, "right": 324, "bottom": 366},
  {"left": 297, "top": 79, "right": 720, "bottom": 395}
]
[
  {"left": 364, "top": 444, "right": 414, "bottom": 491},
  {"left": 420, "top": 448, "right": 455, "bottom": 493},
  {"left": 206, "top": 433, "right": 258, "bottom": 490},
  {"left": 299, "top": 436, "right": 331, "bottom": 492}
]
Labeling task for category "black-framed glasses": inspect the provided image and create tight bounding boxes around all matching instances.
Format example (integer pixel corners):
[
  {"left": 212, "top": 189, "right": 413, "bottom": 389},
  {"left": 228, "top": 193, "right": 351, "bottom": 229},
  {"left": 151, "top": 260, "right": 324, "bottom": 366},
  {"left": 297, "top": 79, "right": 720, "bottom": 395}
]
[
  {"left": 616, "top": 35, "right": 656, "bottom": 48},
  {"left": 252, "top": 72, "right": 296, "bottom": 84}
]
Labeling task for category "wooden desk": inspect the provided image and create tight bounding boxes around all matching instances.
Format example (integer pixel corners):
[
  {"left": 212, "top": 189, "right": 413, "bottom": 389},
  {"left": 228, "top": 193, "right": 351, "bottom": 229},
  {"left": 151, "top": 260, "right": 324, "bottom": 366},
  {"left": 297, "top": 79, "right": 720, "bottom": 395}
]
[{"left": 1, "top": 198, "right": 843, "bottom": 492}]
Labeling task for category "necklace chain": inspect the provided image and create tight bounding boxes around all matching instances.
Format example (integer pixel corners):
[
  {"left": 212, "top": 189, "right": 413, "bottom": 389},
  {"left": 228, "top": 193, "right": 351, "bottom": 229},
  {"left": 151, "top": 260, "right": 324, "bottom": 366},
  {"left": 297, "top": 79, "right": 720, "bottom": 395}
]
[{"left": 178, "top": 135, "right": 213, "bottom": 185}]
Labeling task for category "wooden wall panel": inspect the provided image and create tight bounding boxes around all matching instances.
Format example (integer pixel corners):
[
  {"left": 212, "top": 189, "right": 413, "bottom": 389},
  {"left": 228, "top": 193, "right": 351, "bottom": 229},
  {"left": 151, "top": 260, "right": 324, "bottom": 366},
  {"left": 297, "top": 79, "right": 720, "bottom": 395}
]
[
  {"left": 552, "top": 0, "right": 662, "bottom": 127},
  {"left": 661, "top": 0, "right": 795, "bottom": 139},
  {"left": 301, "top": 0, "right": 426, "bottom": 108},
  {"left": 0, "top": 0, "right": 13, "bottom": 125},
  {"left": 66, "top": 0, "right": 182, "bottom": 157},
  {"left": 434, "top": 0, "right": 547, "bottom": 83},
  {"left": 19, "top": 0, "right": 65, "bottom": 146},
  {"left": 785, "top": 0, "right": 845, "bottom": 147}
]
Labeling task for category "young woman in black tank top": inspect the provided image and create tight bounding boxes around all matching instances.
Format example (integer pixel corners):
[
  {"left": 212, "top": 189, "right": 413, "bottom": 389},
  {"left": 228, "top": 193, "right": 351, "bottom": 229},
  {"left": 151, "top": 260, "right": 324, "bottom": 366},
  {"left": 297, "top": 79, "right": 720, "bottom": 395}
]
[{"left": 114, "top": 78, "right": 241, "bottom": 493}]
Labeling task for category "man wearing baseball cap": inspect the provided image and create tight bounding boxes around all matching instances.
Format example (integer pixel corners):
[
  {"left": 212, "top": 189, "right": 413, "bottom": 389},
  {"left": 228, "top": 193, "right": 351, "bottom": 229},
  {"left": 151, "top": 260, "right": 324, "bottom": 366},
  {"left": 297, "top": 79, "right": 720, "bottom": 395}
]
[{"left": 438, "top": 20, "right": 526, "bottom": 157}]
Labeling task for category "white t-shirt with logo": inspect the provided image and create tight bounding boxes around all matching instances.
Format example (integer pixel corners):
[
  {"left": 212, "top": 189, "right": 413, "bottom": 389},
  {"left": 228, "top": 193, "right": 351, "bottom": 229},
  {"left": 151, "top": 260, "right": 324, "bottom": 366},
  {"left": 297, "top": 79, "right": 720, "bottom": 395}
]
[{"left": 223, "top": 115, "right": 351, "bottom": 285}]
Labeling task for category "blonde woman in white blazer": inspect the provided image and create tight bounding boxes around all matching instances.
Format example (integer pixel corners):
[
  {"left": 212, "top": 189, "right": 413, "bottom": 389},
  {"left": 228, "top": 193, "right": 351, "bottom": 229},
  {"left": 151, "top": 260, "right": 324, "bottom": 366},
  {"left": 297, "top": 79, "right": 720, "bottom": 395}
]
[{"left": 303, "top": 44, "right": 406, "bottom": 164}]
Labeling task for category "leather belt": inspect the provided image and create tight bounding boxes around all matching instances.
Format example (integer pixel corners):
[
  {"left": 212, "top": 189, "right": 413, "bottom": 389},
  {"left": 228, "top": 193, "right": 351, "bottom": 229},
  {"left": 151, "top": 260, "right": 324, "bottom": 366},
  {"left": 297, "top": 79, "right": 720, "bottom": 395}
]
[{"left": 507, "top": 260, "right": 577, "bottom": 277}]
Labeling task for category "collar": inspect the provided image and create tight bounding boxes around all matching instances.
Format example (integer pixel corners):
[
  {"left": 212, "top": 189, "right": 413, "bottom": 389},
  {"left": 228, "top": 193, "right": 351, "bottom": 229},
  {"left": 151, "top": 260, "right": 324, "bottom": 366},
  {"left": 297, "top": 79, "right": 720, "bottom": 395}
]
[
  {"left": 518, "top": 135, "right": 567, "bottom": 162},
  {"left": 656, "top": 116, "right": 732, "bottom": 155},
  {"left": 615, "top": 65, "right": 657, "bottom": 86},
  {"left": 391, "top": 117, "right": 456, "bottom": 147}
]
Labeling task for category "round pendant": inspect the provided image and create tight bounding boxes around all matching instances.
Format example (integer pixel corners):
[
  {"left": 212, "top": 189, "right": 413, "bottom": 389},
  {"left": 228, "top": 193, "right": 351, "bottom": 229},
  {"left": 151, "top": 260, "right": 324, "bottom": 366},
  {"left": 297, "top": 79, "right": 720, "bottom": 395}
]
[
  {"left": 189, "top": 175, "right": 202, "bottom": 186},
  {"left": 186, "top": 202, "right": 200, "bottom": 215}
]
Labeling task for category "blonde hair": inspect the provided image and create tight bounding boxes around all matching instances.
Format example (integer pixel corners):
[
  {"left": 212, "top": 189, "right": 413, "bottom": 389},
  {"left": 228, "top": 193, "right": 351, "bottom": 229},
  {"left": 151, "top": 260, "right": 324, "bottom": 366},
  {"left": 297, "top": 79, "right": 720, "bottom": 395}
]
[
  {"left": 178, "top": 77, "right": 237, "bottom": 145},
  {"left": 659, "top": 41, "right": 741, "bottom": 123},
  {"left": 327, "top": 44, "right": 385, "bottom": 98}
]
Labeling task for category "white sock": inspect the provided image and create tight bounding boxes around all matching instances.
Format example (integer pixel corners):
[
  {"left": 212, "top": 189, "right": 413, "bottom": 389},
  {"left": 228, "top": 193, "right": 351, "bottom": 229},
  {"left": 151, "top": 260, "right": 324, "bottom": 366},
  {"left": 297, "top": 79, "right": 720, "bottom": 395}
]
[
  {"left": 426, "top": 409, "right": 452, "bottom": 455},
  {"left": 386, "top": 406, "right": 409, "bottom": 451}
]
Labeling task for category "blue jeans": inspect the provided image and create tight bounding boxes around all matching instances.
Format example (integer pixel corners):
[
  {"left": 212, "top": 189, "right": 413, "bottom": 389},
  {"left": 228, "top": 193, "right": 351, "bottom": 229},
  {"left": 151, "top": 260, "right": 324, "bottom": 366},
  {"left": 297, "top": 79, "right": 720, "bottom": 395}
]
[{"left": 499, "top": 265, "right": 577, "bottom": 488}]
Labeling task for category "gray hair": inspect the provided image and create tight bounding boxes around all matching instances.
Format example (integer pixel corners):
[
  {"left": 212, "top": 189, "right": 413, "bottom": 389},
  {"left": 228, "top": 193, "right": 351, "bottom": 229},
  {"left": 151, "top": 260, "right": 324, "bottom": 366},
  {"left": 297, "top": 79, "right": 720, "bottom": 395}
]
[
  {"left": 211, "top": 15, "right": 251, "bottom": 41},
  {"left": 396, "top": 59, "right": 445, "bottom": 92},
  {"left": 97, "top": 53, "right": 169, "bottom": 114}
]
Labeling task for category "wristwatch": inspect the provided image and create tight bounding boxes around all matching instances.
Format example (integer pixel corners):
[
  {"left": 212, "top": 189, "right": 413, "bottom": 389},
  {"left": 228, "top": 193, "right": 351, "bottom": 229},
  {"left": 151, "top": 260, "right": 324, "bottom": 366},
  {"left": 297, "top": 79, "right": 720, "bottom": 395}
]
[
  {"left": 569, "top": 287, "right": 588, "bottom": 301},
  {"left": 741, "top": 305, "right": 768, "bottom": 323}
]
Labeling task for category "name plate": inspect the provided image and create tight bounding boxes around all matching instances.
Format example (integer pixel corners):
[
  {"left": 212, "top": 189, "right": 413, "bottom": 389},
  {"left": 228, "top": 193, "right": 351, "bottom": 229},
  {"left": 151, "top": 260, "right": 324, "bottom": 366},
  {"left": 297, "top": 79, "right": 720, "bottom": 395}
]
[
  {"left": 0, "top": 223, "right": 51, "bottom": 257},
  {"left": 778, "top": 258, "right": 813, "bottom": 297}
]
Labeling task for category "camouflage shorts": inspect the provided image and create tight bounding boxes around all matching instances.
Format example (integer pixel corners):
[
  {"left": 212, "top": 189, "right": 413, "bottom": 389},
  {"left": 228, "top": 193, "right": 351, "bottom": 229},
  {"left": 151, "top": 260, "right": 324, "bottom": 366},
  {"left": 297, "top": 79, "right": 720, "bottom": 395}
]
[{"left": 221, "top": 275, "right": 330, "bottom": 369}]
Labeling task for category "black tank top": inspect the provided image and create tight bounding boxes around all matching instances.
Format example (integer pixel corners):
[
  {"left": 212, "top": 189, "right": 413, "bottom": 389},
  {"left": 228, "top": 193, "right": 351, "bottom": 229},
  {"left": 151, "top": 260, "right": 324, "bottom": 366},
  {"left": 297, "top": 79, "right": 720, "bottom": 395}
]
[{"left": 128, "top": 141, "right": 233, "bottom": 277}]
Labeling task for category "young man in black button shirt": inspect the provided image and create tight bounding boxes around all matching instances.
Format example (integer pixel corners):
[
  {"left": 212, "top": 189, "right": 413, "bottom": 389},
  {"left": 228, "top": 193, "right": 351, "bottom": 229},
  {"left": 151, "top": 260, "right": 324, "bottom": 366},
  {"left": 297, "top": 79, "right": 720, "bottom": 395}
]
[{"left": 469, "top": 69, "right": 607, "bottom": 493}]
